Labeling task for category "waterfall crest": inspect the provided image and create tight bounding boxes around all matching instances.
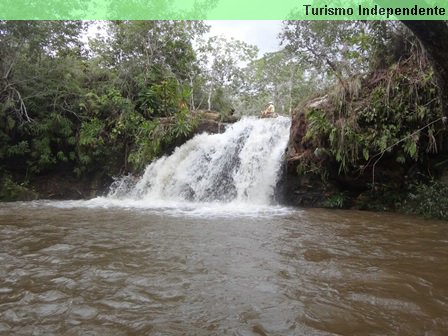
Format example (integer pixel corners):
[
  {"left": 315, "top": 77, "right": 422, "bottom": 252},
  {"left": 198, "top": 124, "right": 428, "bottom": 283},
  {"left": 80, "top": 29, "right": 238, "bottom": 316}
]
[{"left": 108, "top": 116, "right": 291, "bottom": 206}]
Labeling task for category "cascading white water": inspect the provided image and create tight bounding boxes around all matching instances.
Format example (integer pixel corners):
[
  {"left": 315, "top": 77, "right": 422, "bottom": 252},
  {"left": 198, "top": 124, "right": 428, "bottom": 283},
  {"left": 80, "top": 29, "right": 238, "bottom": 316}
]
[{"left": 108, "top": 116, "right": 291, "bottom": 206}]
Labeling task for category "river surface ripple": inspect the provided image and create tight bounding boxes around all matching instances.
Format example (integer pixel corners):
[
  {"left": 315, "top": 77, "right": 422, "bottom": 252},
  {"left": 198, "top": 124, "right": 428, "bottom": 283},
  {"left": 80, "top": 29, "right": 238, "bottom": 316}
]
[{"left": 0, "top": 201, "right": 447, "bottom": 335}]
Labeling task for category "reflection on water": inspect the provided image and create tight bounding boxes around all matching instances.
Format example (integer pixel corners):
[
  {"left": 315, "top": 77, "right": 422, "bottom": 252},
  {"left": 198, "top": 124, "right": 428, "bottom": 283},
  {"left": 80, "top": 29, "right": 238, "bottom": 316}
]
[{"left": 0, "top": 202, "right": 447, "bottom": 335}]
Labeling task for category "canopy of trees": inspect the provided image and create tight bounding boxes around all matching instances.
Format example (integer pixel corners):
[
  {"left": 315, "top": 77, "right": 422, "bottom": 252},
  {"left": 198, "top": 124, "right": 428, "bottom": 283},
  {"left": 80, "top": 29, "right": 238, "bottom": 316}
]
[{"left": 0, "top": 20, "right": 319, "bottom": 184}]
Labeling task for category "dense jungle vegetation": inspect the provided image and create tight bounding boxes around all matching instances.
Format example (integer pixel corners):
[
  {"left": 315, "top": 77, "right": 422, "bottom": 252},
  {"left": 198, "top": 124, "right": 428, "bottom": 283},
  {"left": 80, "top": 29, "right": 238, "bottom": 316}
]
[
  {"left": 0, "top": 20, "right": 447, "bottom": 219},
  {"left": 281, "top": 21, "right": 448, "bottom": 219}
]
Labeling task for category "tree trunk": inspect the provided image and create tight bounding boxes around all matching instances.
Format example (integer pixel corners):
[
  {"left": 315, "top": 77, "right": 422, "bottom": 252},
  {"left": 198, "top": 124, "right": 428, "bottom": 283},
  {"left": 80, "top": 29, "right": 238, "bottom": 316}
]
[
  {"left": 189, "top": 76, "right": 195, "bottom": 111},
  {"left": 402, "top": 21, "right": 448, "bottom": 116},
  {"left": 207, "top": 85, "right": 213, "bottom": 111},
  {"left": 288, "top": 68, "right": 294, "bottom": 116}
]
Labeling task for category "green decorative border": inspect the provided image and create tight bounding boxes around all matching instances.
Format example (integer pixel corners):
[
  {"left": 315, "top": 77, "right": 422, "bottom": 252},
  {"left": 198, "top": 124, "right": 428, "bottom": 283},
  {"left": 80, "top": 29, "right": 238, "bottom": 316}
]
[{"left": 1, "top": 0, "right": 447, "bottom": 19}]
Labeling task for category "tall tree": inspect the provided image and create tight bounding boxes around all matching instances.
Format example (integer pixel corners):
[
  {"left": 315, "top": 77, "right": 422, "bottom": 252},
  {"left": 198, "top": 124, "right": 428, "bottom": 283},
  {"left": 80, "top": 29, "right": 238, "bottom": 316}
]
[
  {"left": 280, "top": 21, "right": 413, "bottom": 86},
  {"left": 237, "top": 49, "right": 318, "bottom": 115},
  {"left": 1, "top": 21, "right": 85, "bottom": 124},
  {"left": 0, "top": 21, "right": 87, "bottom": 173},
  {"left": 196, "top": 35, "right": 258, "bottom": 112},
  {"left": 280, "top": 21, "right": 370, "bottom": 84},
  {"left": 90, "top": 21, "right": 208, "bottom": 100}
]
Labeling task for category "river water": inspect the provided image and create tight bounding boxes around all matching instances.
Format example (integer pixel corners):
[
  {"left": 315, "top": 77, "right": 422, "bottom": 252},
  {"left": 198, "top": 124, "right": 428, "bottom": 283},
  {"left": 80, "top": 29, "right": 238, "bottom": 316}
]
[
  {"left": 2, "top": 117, "right": 448, "bottom": 334},
  {"left": 0, "top": 201, "right": 447, "bottom": 335}
]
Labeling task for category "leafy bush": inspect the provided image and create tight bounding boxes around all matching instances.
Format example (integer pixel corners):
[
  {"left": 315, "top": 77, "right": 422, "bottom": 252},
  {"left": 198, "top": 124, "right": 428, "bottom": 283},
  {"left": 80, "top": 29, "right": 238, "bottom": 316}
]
[
  {"left": 0, "top": 173, "right": 37, "bottom": 201},
  {"left": 323, "top": 192, "right": 347, "bottom": 208},
  {"left": 302, "top": 55, "right": 444, "bottom": 179},
  {"left": 401, "top": 180, "right": 448, "bottom": 220}
]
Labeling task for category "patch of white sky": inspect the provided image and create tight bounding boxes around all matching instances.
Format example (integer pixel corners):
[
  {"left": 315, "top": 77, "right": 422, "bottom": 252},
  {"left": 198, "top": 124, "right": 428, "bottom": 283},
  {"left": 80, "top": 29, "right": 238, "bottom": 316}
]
[{"left": 205, "top": 20, "right": 284, "bottom": 57}]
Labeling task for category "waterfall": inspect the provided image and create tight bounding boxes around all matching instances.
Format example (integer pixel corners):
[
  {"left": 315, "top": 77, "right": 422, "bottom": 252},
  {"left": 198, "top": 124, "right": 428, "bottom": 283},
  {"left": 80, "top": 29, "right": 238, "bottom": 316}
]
[{"left": 108, "top": 116, "right": 291, "bottom": 206}]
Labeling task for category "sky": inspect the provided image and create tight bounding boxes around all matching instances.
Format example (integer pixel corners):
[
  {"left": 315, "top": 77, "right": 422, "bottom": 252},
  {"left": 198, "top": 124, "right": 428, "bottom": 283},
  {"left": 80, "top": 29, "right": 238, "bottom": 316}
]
[
  {"left": 86, "top": 21, "right": 285, "bottom": 58},
  {"left": 206, "top": 20, "right": 284, "bottom": 56}
]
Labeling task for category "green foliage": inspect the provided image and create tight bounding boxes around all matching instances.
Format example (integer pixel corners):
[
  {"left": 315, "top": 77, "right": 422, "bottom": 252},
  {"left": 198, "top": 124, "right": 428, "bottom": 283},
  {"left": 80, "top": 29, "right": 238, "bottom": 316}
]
[
  {"left": 6, "top": 141, "right": 29, "bottom": 157},
  {"left": 401, "top": 181, "right": 448, "bottom": 220},
  {"left": 0, "top": 173, "right": 37, "bottom": 201},
  {"left": 237, "top": 50, "right": 317, "bottom": 115},
  {"left": 302, "top": 55, "right": 444, "bottom": 176},
  {"left": 79, "top": 119, "right": 103, "bottom": 146},
  {"left": 0, "top": 20, "right": 211, "bottom": 183},
  {"left": 171, "top": 109, "right": 194, "bottom": 138},
  {"left": 127, "top": 119, "right": 163, "bottom": 171},
  {"left": 14, "top": 113, "right": 77, "bottom": 173},
  {"left": 126, "top": 109, "right": 198, "bottom": 171},
  {"left": 352, "top": 184, "right": 404, "bottom": 212},
  {"left": 138, "top": 79, "right": 191, "bottom": 117},
  {"left": 195, "top": 35, "right": 258, "bottom": 111},
  {"left": 323, "top": 192, "right": 346, "bottom": 209}
]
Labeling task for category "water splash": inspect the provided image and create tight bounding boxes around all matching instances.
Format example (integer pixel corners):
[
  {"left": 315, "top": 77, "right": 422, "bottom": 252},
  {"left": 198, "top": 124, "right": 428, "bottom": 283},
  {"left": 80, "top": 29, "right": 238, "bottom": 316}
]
[{"left": 109, "top": 116, "right": 291, "bottom": 206}]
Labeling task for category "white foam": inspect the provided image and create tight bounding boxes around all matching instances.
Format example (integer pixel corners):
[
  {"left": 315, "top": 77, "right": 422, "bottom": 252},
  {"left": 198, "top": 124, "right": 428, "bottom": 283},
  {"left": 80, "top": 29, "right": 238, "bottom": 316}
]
[
  {"left": 40, "top": 198, "right": 296, "bottom": 218},
  {"left": 109, "top": 116, "right": 291, "bottom": 205}
]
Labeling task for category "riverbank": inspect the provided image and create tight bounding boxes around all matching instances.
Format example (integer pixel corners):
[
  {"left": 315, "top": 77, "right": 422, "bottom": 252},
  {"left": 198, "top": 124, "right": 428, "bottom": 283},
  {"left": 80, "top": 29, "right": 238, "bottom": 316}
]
[{"left": 281, "top": 54, "right": 448, "bottom": 220}]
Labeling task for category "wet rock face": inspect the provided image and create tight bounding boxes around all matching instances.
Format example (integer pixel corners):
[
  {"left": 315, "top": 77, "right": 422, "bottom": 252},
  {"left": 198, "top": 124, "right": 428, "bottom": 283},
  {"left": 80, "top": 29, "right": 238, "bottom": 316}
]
[
  {"left": 275, "top": 167, "right": 332, "bottom": 207},
  {"left": 277, "top": 110, "right": 332, "bottom": 207},
  {"left": 193, "top": 111, "right": 239, "bottom": 135},
  {"left": 279, "top": 103, "right": 410, "bottom": 208},
  {"left": 162, "top": 112, "right": 239, "bottom": 156},
  {"left": 195, "top": 119, "right": 220, "bottom": 134},
  {"left": 287, "top": 112, "right": 312, "bottom": 169},
  {"left": 195, "top": 119, "right": 226, "bottom": 134}
]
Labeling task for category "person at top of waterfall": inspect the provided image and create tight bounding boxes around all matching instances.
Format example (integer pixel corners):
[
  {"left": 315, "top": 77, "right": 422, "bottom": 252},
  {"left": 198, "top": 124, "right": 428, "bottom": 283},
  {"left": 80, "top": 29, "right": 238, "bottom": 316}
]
[{"left": 261, "top": 101, "right": 278, "bottom": 118}]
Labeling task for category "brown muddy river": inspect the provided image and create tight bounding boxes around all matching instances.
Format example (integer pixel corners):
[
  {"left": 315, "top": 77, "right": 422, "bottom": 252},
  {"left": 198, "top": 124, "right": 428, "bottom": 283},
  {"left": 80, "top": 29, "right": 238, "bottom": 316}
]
[{"left": 0, "top": 201, "right": 447, "bottom": 335}]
